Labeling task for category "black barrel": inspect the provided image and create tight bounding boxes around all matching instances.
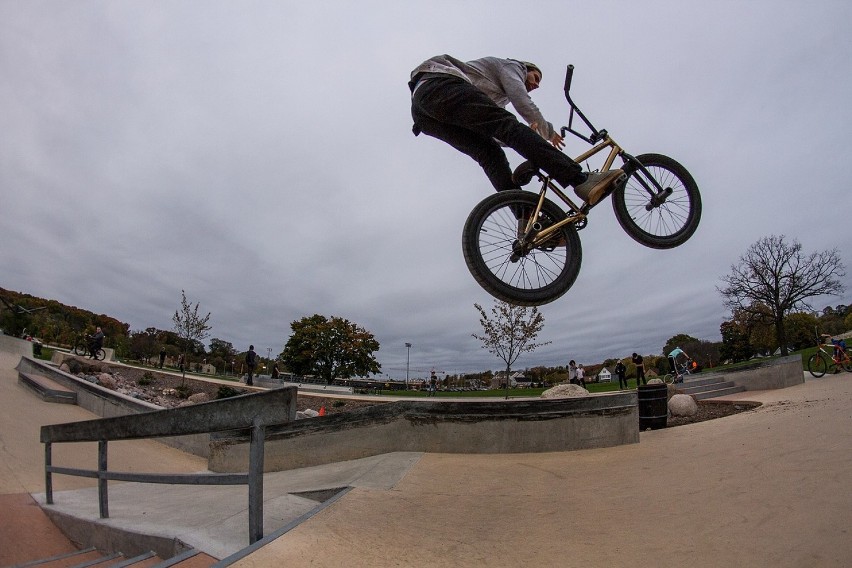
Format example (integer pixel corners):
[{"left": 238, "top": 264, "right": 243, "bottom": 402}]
[{"left": 638, "top": 384, "right": 668, "bottom": 430}]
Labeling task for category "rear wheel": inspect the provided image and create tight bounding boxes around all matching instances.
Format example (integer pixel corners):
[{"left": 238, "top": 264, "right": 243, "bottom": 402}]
[
  {"left": 807, "top": 353, "right": 829, "bottom": 377},
  {"left": 73, "top": 343, "right": 88, "bottom": 356},
  {"left": 613, "top": 153, "right": 701, "bottom": 249},
  {"left": 462, "top": 190, "right": 582, "bottom": 306},
  {"left": 94, "top": 348, "right": 106, "bottom": 361}
]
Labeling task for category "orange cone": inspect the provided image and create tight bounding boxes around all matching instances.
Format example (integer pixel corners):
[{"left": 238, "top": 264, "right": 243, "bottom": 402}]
[{"left": 318, "top": 406, "right": 326, "bottom": 416}]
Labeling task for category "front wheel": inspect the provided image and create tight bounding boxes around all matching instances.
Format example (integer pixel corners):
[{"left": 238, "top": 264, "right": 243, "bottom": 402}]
[
  {"left": 807, "top": 353, "right": 829, "bottom": 377},
  {"left": 462, "top": 190, "right": 582, "bottom": 306},
  {"left": 613, "top": 153, "right": 702, "bottom": 249}
]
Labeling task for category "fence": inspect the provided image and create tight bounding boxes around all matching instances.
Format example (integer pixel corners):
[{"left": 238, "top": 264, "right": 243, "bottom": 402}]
[{"left": 40, "top": 387, "right": 297, "bottom": 544}]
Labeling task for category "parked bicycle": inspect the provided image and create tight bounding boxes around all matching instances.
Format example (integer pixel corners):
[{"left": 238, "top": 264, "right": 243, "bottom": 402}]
[
  {"left": 807, "top": 334, "right": 851, "bottom": 377},
  {"left": 73, "top": 335, "right": 105, "bottom": 361},
  {"left": 462, "top": 65, "right": 702, "bottom": 305}
]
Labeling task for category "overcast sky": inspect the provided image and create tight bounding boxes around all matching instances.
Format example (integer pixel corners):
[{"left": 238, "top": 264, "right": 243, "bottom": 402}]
[{"left": 2, "top": 1, "right": 851, "bottom": 378}]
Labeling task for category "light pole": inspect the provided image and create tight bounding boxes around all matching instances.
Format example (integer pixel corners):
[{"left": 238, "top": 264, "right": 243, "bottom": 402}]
[
  {"left": 405, "top": 342, "right": 412, "bottom": 388},
  {"left": 266, "top": 347, "right": 272, "bottom": 375}
]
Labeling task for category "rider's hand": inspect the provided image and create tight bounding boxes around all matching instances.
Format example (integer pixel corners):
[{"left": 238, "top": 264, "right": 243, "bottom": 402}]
[{"left": 549, "top": 131, "right": 565, "bottom": 150}]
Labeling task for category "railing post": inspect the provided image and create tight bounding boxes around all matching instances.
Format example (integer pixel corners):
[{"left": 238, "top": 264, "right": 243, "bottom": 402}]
[
  {"left": 45, "top": 442, "right": 53, "bottom": 505},
  {"left": 248, "top": 417, "right": 265, "bottom": 544},
  {"left": 98, "top": 440, "right": 109, "bottom": 518}
]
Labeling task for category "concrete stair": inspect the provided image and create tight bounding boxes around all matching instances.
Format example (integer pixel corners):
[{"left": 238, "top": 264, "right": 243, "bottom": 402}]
[
  {"left": 675, "top": 375, "right": 745, "bottom": 400},
  {"left": 9, "top": 545, "right": 213, "bottom": 567}
]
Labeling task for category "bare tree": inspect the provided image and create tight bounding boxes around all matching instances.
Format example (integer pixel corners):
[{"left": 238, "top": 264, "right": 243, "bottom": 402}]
[
  {"left": 472, "top": 300, "right": 551, "bottom": 399},
  {"left": 718, "top": 235, "right": 845, "bottom": 355},
  {"left": 172, "top": 290, "right": 212, "bottom": 382}
]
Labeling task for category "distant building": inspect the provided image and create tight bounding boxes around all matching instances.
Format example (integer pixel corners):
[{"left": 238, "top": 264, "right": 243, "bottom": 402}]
[
  {"left": 597, "top": 367, "right": 612, "bottom": 383},
  {"left": 490, "top": 371, "right": 526, "bottom": 389}
]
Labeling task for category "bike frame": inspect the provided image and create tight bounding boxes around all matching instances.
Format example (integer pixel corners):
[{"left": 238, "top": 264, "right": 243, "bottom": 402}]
[{"left": 519, "top": 65, "right": 670, "bottom": 248}]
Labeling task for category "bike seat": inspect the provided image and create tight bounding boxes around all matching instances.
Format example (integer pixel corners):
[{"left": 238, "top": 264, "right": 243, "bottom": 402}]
[{"left": 512, "top": 161, "right": 539, "bottom": 187}]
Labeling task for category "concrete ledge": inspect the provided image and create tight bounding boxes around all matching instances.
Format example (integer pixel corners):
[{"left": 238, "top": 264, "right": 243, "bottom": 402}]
[
  {"left": 0, "top": 334, "right": 34, "bottom": 356},
  {"left": 15, "top": 356, "right": 210, "bottom": 458},
  {"left": 209, "top": 392, "right": 639, "bottom": 473},
  {"left": 18, "top": 372, "right": 77, "bottom": 404},
  {"left": 694, "top": 355, "right": 804, "bottom": 391}
]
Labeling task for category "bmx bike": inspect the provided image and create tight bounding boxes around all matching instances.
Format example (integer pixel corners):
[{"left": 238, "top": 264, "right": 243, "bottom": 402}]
[
  {"left": 462, "top": 65, "right": 702, "bottom": 306},
  {"left": 73, "top": 336, "right": 105, "bottom": 360},
  {"left": 663, "top": 359, "right": 693, "bottom": 385},
  {"left": 807, "top": 334, "right": 852, "bottom": 377}
]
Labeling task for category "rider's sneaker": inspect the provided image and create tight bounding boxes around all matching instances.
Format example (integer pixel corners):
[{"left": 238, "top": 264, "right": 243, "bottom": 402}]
[{"left": 573, "top": 169, "right": 626, "bottom": 205}]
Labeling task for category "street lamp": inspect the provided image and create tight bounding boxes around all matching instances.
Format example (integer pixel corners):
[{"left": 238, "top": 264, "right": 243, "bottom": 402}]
[
  {"left": 405, "top": 342, "right": 412, "bottom": 388},
  {"left": 266, "top": 347, "right": 272, "bottom": 375}
]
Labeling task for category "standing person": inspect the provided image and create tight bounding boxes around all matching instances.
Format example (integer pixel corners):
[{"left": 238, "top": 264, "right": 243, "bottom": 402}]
[
  {"left": 632, "top": 353, "right": 646, "bottom": 387},
  {"left": 88, "top": 327, "right": 104, "bottom": 359},
  {"left": 409, "top": 55, "right": 624, "bottom": 205},
  {"left": 576, "top": 364, "right": 587, "bottom": 389},
  {"left": 614, "top": 360, "right": 628, "bottom": 390},
  {"left": 158, "top": 348, "right": 166, "bottom": 369},
  {"left": 245, "top": 345, "right": 257, "bottom": 386},
  {"left": 177, "top": 353, "right": 185, "bottom": 373},
  {"left": 568, "top": 360, "right": 579, "bottom": 385},
  {"left": 271, "top": 362, "right": 280, "bottom": 380},
  {"left": 429, "top": 370, "right": 438, "bottom": 397}
]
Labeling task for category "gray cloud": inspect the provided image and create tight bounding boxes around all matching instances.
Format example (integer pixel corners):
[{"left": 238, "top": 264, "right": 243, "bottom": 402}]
[{"left": 2, "top": 1, "right": 851, "bottom": 378}]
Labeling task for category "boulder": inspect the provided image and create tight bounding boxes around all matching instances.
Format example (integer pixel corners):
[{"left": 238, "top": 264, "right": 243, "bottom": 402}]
[
  {"left": 540, "top": 384, "right": 589, "bottom": 399},
  {"left": 97, "top": 374, "right": 116, "bottom": 389},
  {"left": 669, "top": 393, "right": 698, "bottom": 417},
  {"left": 647, "top": 378, "right": 664, "bottom": 385},
  {"left": 188, "top": 392, "right": 210, "bottom": 404}
]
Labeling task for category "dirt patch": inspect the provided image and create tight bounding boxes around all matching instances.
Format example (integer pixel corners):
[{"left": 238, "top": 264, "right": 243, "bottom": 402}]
[{"left": 666, "top": 399, "right": 760, "bottom": 427}]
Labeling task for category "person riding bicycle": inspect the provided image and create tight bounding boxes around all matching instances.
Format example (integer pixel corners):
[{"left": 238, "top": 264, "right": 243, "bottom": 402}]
[
  {"left": 88, "top": 326, "right": 104, "bottom": 359},
  {"left": 409, "top": 55, "right": 624, "bottom": 206},
  {"left": 667, "top": 346, "right": 690, "bottom": 382}
]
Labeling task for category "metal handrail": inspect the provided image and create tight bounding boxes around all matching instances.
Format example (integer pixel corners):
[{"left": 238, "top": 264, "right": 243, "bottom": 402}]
[{"left": 41, "top": 387, "right": 296, "bottom": 544}]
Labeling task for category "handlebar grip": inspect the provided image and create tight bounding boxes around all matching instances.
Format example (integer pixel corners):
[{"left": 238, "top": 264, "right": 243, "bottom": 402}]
[{"left": 563, "top": 65, "right": 574, "bottom": 96}]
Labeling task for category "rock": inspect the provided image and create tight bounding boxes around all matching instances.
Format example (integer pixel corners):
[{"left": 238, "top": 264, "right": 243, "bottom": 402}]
[
  {"left": 647, "top": 378, "right": 664, "bottom": 385},
  {"left": 188, "top": 392, "right": 210, "bottom": 404},
  {"left": 97, "top": 373, "right": 116, "bottom": 389},
  {"left": 540, "top": 384, "right": 589, "bottom": 398},
  {"left": 302, "top": 408, "right": 320, "bottom": 418},
  {"left": 669, "top": 393, "right": 698, "bottom": 417},
  {"left": 59, "top": 363, "right": 70, "bottom": 373}
]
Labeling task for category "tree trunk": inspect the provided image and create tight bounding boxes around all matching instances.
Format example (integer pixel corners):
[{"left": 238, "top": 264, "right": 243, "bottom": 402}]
[
  {"left": 775, "top": 315, "right": 788, "bottom": 356},
  {"left": 504, "top": 362, "right": 511, "bottom": 400}
]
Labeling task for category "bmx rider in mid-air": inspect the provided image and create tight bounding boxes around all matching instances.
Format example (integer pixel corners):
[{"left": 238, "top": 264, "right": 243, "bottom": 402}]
[{"left": 409, "top": 54, "right": 623, "bottom": 206}]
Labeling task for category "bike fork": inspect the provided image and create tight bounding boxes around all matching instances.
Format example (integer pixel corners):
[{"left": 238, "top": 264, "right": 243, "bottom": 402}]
[{"left": 622, "top": 153, "right": 673, "bottom": 210}]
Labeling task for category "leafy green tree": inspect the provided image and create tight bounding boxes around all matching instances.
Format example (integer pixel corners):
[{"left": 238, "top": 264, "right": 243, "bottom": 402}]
[
  {"left": 719, "top": 320, "right": 752, "bottom": 363},
  {"left": 719, "top": 235, "right": 845, "bottom": 355},
  {"left": 472, "top": 300, "right": 551, "bottom": 399},
  {"left": 129, "top": 329, "right": 159, "bottom": 363},
  {"left": 783, "top": 312, "right": 820, "bottom": 350},
  {"left": 172, "top": 290, "right": 212, "bottom": 381},
  {"left": 281, "top": 314, "right": 381, "bottom": 384}
]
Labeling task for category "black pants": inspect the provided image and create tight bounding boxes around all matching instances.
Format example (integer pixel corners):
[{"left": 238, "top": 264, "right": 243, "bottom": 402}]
[
  {"left": 411, "top": 76, "right": 584, "bottom": 191},
  {"left": 618, "top": 374, "right": 628, "bottom": 389}
]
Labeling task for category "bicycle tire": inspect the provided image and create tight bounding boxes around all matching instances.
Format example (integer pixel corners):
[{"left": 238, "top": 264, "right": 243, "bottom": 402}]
[
  {"left": 462, "top": 190, "right": 582, "bottom": 306},
  {"left": 662, "top": 374, "right": 674, "bottom": 385},
  {"left": 73, "top": 343, "right": 88, "bottom": 356},
  {"left": 841, "top": 358, "right": 852, "bottom": 372},
  {"left": 94, "top": 348, "right": 106, "bottom": 361},
  {"left": 612, "top": 153, "right": 701, "bottom": 249},
  {"left": 807, "top": 353, "right": 829, "bottom": 377}
]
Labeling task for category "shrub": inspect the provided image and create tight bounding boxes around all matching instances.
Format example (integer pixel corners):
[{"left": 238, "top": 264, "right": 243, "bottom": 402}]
[
  {"left": 138, "top": 372, "right": 155, "bottom": 386},
  {"left": 332, "top": 400, "right": 346, "bottom": 408},
  {"left": 174, "top": 384, "right": 192, "bottom": 399},
  {"left": 216, "top": 386, "right": 242, "bottom": 399}
]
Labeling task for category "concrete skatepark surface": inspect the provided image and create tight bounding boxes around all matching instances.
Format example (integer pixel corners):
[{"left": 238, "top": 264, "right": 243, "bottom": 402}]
[{"left": 2, "top": 344, "right": 851, "bottom": 567}]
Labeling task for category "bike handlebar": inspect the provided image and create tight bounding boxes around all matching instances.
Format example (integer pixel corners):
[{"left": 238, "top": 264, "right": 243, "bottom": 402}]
[{"left": 563, "top": 64, "right": 574, "bottom": 99}]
